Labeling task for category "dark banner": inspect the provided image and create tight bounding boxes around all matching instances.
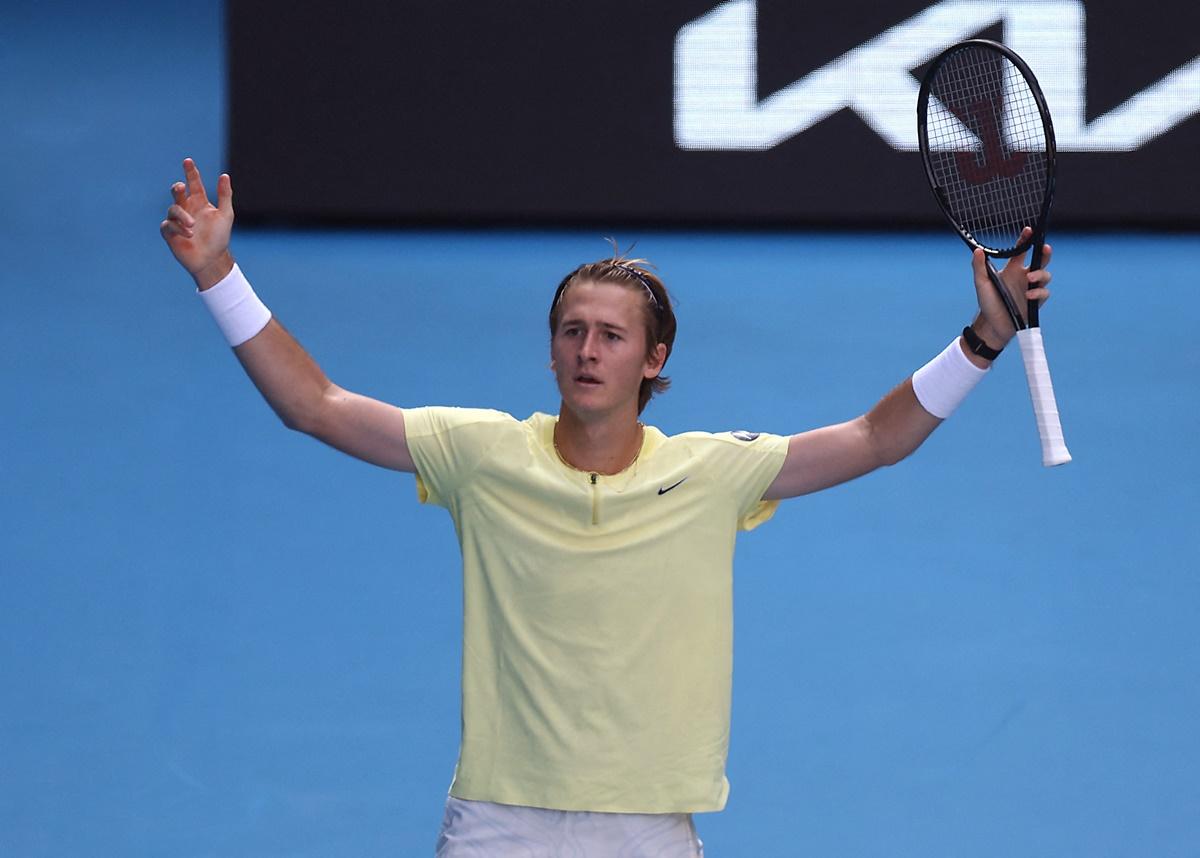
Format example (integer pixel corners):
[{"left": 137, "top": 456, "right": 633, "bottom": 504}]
[{"left": 228, "top": 1, "right": 1199, "bottom": 228}]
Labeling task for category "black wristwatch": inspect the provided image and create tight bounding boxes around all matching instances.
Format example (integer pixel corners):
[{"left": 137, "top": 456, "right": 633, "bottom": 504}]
[{"left": 961, "top": 325, "right": 1002, "bottom": 360}]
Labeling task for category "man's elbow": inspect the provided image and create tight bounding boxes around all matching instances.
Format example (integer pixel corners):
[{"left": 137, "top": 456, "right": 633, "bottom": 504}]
[
  {"left": 876, "top": 443, "right": 914, "bottom": 468},
  {"left": 275, "top": 392, "right": 328, "bottom": 436},
  {"left": 279, "top": 409, "right": 311, "bottom": 434},
  {"left": 862, "top": 416, "right": 917, "bottom": 468}
]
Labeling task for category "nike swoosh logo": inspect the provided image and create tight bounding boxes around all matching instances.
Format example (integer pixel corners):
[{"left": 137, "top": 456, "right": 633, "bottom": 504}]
[{"left": 658, "top": 477, "right": 688, "bottom": 495}]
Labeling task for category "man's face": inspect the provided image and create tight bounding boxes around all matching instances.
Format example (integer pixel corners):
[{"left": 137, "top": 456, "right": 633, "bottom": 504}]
[{"left": 551, "top": 280, "right": 663, "bottom": 420}]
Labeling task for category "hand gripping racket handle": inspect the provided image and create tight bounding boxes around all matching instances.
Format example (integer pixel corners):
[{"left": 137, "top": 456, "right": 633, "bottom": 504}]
[{"left": 1015, "top": 328, "right": 1071, "bottom": 466}]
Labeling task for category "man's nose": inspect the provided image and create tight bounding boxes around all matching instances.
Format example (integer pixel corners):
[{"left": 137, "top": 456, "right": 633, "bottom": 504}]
[{"left": 578, "top": 330, "right": 600, "bottom": 361}]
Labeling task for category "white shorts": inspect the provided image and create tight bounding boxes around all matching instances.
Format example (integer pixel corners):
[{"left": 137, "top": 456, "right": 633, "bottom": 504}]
[{"left": 434, "top": 794, "right": 706, "bottom": 857}]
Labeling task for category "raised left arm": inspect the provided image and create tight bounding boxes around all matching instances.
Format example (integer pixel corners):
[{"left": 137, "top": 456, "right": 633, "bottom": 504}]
[
  {"left": 762, "top": 378, "right": 938, "bottom": 500},
  {"left": 763, "top": 239, "right": 1052, "bottom": 500}
]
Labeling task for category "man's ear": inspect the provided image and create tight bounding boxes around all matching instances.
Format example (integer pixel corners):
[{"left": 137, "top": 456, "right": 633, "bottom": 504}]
[{"left": 644, "top": 342, "right": 667, "bottom": 378}]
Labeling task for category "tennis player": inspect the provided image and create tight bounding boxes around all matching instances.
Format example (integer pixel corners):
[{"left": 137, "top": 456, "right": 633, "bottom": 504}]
[{"left": 161, "top": 159, "right": 1051, "bottom": 857}]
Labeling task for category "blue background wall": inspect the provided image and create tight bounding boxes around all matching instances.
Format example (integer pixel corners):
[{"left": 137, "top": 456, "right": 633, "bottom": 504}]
[{"left": 2, "top": 2, "right": 1198, "bottom": 855}]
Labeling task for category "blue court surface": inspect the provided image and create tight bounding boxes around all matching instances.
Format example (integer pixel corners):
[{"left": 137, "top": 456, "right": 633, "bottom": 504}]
[{"left": 3, "top": 3, "right": 1198, "bottom": 856}]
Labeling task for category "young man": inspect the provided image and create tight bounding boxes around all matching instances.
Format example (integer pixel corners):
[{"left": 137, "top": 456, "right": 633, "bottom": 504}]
[{"left": 161, "top": 159, "right": 1051, "bottom": 857}]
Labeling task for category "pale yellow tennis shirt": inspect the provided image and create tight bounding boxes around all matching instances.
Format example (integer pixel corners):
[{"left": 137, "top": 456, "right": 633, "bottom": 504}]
[{"left": 403, "top": 407, "right": 789, "bottom": 814}]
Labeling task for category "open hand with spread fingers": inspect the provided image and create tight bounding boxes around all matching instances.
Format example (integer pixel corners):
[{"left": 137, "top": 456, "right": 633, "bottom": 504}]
[{"left": 160, "top": 158, "right": 235, "bottom": 290}]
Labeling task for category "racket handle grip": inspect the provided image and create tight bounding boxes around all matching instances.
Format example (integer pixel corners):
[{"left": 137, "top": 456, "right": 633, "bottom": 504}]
[{"left": 1016, "top": 328, "right": 1071, "bottom": 467}]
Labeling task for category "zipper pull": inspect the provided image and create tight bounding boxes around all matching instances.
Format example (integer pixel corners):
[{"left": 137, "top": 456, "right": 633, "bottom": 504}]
[{"left": 589, "top": 473, "right": 599, "bottom": 525}]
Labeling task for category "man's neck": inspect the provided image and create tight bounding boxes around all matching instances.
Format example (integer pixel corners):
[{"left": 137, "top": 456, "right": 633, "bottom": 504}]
[{"left": 554, "top": 406, "right": 644, "bottom": 475}]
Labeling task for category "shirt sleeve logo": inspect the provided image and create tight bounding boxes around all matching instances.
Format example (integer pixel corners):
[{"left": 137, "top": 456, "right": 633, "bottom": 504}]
[{"left": 730, "top": 430, "right": 760, "bottom": 442}]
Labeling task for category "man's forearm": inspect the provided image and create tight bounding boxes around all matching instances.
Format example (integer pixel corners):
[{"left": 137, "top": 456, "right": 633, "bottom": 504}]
[
  {"left": 862, "top": 379, "right": 943, "bottom": 467},
  {"left": 194, "top": 258, "right": 333, "bottom": 434},
  {"left": 868, "top": 331, "right": 992, "bottom": 464},
  {"left": 232, "top": 317, "right": 332, "bottom": 434}
]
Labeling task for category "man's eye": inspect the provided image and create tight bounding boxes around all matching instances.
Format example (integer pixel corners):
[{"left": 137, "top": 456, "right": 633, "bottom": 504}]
[{"left": 606, "top": 332, "right": 621, "bottom": 341}]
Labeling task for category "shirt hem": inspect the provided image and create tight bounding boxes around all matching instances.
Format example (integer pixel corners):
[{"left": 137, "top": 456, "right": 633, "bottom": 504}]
[{"left": 447, "top": 782, "right": 728, "bottom": 815}]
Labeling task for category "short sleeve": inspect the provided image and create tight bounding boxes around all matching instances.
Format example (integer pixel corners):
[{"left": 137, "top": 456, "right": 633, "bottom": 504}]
[
  {"left": 739, "top": 497, "right": 782, "bottom": 531},
  {"left": 682, "top": 430, "right": 789, "bottom": 531},
  {"left": 402, "top": 407, "right": 515, "bottom": 507}
]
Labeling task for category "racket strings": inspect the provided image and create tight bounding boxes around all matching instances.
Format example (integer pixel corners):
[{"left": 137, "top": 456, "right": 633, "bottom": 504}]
[{"left": 925, "top": 46, "right": 1049, "bottom": 253}]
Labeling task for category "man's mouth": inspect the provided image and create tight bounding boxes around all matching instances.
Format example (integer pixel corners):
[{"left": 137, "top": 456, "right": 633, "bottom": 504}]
[{"left": 575, "top": 374, "right": 602, "bottom": 386}]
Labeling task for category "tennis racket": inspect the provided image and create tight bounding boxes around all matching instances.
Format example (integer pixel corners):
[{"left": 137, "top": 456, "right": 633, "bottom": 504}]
[{"left": 917, "top": 39, "right": 1071, "bottom": 467}]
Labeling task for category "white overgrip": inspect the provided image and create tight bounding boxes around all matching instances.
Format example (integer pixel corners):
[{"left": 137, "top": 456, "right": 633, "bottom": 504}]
[{"left": 1016, "top": 328, "right": 1072, "bottom": 467}]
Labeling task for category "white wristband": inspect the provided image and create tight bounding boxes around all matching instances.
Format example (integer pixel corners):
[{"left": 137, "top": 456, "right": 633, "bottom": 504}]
[
  {"left": 911, "top": 337, "right": 988, "bottom": 419},
  {"left": 197, "top": 264, "right": 272, "bottom": 347}
]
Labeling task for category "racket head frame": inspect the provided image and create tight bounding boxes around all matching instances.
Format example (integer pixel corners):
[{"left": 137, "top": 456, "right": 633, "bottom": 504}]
[{"left": 917, "top": 39, "right": 1057, "bottom": 282}]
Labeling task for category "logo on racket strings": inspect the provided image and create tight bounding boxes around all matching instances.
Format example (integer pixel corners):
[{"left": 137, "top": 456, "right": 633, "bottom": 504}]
[{"left": 954, "top": 98, "right": 1029, "bottom": 183}]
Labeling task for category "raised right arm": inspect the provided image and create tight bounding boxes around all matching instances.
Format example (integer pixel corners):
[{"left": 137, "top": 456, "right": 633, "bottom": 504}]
[{"left": 160, "top": 158, "right": 415, "bottom": 473}]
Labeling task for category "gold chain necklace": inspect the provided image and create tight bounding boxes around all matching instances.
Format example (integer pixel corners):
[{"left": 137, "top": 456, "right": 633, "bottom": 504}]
[{"left": 553, "top": 423, "right": 644, "bottom": 475}]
